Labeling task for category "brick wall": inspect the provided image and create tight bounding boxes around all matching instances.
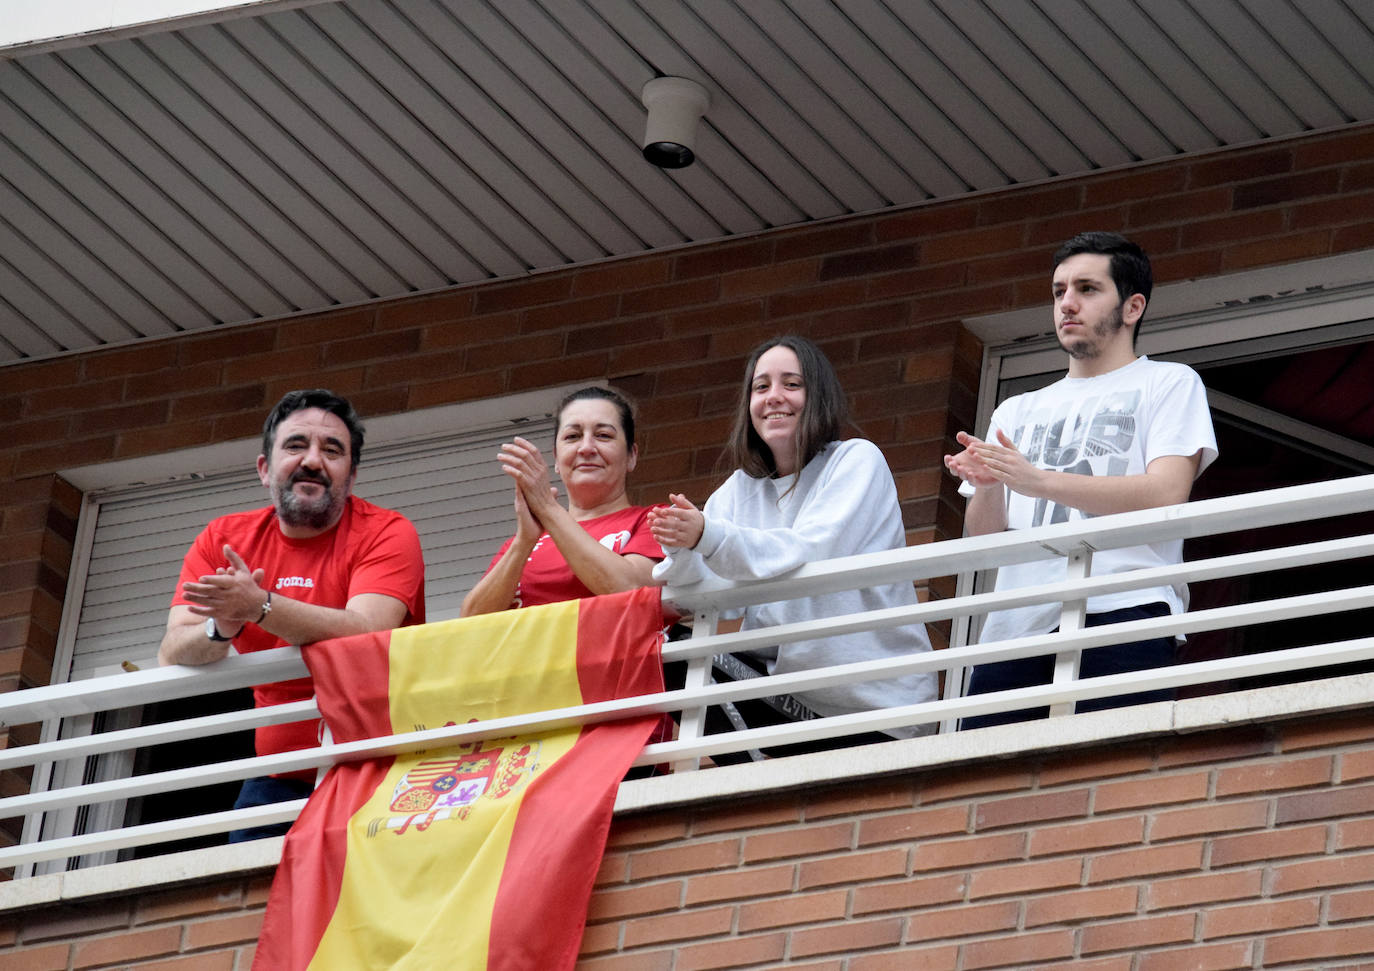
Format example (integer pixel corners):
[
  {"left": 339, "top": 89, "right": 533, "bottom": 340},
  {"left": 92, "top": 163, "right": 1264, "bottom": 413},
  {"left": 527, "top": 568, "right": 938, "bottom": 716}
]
[
  {"left": 0, "top": 474, "right": 79, "bottom": 834},
  {"left": 1, "top": 709, "right": 1370, "bottom": 968},
  {"left": 0, "top": 874, "right": 270, "bottom": 970},
  {"left": 580, "top": 711, "right": 1374, "bottom": 969},
  {"left": 0, "top": 123, "right": 1372, "bottom": 851}
]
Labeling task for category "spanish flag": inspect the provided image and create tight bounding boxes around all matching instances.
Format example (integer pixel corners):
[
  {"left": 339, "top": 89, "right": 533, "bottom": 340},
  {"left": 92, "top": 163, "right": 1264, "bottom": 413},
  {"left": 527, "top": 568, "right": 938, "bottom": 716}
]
[{"left": 254, "top": 587, "right": 665, "bottom": 970}]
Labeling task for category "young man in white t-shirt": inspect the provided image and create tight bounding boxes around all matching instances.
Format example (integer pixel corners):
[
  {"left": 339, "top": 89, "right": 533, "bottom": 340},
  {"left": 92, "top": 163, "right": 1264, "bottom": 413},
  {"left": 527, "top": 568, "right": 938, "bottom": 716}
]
[{"left": 945, "top": 232, "right": 1218, "bottom": 729}]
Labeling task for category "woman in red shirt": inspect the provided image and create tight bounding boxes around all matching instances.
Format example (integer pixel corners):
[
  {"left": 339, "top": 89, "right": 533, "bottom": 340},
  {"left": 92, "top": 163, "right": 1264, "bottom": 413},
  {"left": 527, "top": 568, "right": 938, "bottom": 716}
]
[{"left": 462, "top": 386, "right": 663, "bottom": 614}]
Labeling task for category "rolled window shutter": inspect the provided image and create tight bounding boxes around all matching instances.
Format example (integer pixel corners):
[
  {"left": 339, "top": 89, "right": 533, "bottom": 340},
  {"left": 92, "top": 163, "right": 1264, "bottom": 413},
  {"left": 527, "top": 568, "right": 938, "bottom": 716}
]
[{"left": 67, "top": 419, "right": 557, "bottom": 680}]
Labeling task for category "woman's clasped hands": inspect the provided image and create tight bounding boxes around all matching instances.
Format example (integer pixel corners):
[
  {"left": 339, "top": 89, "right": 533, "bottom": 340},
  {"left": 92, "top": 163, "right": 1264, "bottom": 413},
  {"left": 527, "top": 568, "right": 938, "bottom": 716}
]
[{"left": 648, "top": 493, "right": 705, "bottom": 551}]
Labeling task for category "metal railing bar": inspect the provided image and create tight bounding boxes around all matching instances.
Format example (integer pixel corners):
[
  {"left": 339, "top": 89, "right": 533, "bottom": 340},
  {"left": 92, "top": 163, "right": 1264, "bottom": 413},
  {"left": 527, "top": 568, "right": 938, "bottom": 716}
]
[
  {"left": 5, "top": 634, "right": 1372, "bottom": 870},
  {"left": 8, "top": 581, "right": 1373, "bottom": 816},
  {"left": 660, "top": 474, "right": 1374, "bottom": 612},
  {"left": 5, "top": 503, "right": 1371, "bottom": 730},
  {"left": 635, "top": 635, "right": 1374, "bottom": 765},
  {"left": 0, "top": 700, "right": 320, "bottom": 771},
  {"left": 672, "top": 607, "right": 720, "bottom": 773},
  {"left": 0, "top": 647, "right": 306, "bottom": 728},
  {"left": 0, "top": 517, "right": 1353, "bottom": 741},
  {"left": 8, "top": 476, "right": 1374, "bottom": 873},
  {"left": 661, "top": 532, "right": 1374, "bottom": 662},
  {"left": 0, "top": 800, "right": 307, "bottom": 869}
]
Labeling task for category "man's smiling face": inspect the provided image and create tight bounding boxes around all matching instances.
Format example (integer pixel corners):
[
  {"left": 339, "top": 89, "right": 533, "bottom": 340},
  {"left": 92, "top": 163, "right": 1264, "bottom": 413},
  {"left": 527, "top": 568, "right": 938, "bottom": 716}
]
[{"left": 258, "top": 407, "right": 355, "bottom": 534}]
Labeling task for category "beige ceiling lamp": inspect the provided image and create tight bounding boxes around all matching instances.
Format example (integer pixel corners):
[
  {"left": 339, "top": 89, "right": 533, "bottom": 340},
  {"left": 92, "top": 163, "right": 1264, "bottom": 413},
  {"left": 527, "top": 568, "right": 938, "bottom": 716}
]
[{"left": 641, "top": 76, "right": 711, "bottom": 168}]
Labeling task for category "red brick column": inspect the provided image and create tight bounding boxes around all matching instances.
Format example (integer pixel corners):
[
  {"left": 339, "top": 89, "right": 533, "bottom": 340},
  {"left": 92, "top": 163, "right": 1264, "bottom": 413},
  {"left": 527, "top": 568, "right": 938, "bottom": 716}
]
[{"left": 0, "top": 473, "right": 79, "bottom": 850}]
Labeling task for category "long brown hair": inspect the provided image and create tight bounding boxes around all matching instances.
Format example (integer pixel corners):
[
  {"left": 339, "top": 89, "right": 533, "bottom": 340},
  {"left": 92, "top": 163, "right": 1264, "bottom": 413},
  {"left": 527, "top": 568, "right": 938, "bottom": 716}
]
[{"left": 724, "top": 335, "right": 848, "bottom": 479}]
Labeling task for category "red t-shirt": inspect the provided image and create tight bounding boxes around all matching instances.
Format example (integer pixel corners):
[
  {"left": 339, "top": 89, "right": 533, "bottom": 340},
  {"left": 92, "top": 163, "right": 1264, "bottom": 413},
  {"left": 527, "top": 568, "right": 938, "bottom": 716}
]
[
  {"left": 487, "top": 505, "right": 663, "bottom": 609},
  {"left": 172, "top": 495, "right": 425, "bottom": 763}
]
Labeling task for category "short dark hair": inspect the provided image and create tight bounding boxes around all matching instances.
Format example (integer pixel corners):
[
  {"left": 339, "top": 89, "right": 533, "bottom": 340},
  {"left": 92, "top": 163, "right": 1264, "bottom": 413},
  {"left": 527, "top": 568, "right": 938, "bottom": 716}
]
[
  {"left": 555, "top": 386, "right": 636, "bottom": 449},
  {"left": 726, "top": 335, "right": 848, "bottom": 479},
  {"left": 261, "top": 390, "right": 365, "bottom": 470},
  {"left": 1052, "top": 231, "right": 1154, "bottom": 342}
]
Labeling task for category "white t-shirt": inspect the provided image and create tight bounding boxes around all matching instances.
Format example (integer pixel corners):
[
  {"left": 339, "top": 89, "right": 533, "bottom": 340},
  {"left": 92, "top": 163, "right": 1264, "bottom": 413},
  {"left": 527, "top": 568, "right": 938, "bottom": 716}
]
[
  {"left": 654, "top": 438, "right": 937, "bottom": 728},
  {"left": 962, "top": 356, "right": 1218, "bottom": 643}
]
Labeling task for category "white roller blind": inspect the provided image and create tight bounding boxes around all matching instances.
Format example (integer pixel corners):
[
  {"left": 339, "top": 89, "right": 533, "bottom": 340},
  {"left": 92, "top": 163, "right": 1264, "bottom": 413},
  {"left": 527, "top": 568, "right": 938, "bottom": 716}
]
[{"left": 67, "top": 419, "right": 557, "bottom": 679}]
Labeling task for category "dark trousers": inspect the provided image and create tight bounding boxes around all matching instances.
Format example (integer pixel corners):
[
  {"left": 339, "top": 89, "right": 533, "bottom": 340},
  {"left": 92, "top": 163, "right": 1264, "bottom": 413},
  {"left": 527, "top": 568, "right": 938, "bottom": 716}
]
[
  {"left": 960, "top": 602, "right": 1176, "bottom": 731},
  {"left": 228, "top": 775, "right": 314, "bottom": 843}
]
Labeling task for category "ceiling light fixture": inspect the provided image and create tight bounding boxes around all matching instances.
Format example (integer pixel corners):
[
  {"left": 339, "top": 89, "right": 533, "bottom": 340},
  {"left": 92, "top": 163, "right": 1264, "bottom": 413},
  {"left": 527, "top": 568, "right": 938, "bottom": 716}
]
[{"left": 641, "top": 76, "right": 710, "bottom": 169}]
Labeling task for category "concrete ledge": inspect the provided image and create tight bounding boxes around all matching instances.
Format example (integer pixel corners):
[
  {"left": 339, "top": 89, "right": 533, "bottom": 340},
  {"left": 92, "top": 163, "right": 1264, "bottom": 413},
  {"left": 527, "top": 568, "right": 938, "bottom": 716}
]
[
  {"left": 2, "top": 672, "right": 1370, "bottom": 913},
  {"left": 611, "top": 672, "right": 1374, "bottom": 812},
  {"left": 0, "top": 837, "right": 283, "bottom": 913},
  {"left": 1169, "top": 672, "right": 1374, "bottom": 731}
]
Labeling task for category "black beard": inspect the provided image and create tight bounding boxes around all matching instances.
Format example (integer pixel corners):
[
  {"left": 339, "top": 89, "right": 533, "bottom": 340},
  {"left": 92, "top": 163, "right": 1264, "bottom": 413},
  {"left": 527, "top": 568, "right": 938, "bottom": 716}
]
[{"left": 273, "top": 473, "right": 340, "bottom": 530}]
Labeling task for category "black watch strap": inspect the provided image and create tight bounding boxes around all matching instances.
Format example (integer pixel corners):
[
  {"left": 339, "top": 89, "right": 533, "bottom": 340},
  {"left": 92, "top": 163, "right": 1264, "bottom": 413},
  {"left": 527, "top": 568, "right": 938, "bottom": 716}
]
[{"left": 206, "top": 618, "right": 233, "bottom": 642}]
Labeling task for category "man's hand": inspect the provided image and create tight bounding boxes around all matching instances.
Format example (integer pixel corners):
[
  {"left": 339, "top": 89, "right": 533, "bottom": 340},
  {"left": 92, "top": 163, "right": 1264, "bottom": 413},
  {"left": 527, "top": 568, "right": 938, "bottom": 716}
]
[
  {"left": 947, "top": 430, "right": 1016, "bottom": 537},
  {"left": 648, "top": 494, "right": 705, "bottom": 550},
  {"left": 179, "top": 544, "right": 271, "bottom": 633},
  {"left": 962, "top": 429, "right": 1048, "bottom": 498},
  {"left": 158, "top": 604, "right": 231, "bottom": 666},
  {"left": 949, "top": 426, "right": 1202, "bottom": 527},
  {"left": 161, "top": 536, "right": 414, "bottom": 665},
  {"left": 160, "top": 544, "right": 272, "bottom": 666},
  {"left": 944, "top": 431, "right": 1002, "bottom": 488}
]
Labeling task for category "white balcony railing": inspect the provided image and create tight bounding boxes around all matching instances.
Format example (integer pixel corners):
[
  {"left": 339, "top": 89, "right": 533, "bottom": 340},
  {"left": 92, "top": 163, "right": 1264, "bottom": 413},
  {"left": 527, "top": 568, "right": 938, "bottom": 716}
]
[{"left": 2, "top": 474, "right": 1373, "bottom": 874}]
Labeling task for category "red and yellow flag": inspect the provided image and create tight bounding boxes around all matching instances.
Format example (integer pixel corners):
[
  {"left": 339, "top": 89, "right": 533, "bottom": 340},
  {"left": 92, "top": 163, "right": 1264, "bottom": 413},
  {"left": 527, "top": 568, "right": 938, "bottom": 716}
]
[{"left": 254, "top": 587, "right": 665, "bottom": 970}]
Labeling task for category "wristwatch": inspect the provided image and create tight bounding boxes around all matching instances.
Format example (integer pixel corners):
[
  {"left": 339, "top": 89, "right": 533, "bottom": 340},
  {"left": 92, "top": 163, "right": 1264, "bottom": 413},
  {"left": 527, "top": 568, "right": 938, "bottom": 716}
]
[{"left": 205, "top": 593, "right": 271, "bottom": 642}]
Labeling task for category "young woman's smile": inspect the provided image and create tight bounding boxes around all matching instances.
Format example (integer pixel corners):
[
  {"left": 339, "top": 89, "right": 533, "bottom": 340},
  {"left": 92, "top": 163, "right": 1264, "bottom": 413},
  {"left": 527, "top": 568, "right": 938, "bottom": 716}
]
[{"left": 750, "top": 345, "right": 806, "bottom": 475}]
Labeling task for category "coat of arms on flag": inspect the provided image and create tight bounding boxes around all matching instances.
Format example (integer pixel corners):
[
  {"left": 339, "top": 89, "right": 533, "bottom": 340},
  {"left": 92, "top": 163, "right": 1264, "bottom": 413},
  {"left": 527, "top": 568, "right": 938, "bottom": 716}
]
[
  {"left": 370, "top": 739, "right": 540, "bottom": 835},
  {"left": 254, "top": 588, "right": 666, "bottom": 971}
]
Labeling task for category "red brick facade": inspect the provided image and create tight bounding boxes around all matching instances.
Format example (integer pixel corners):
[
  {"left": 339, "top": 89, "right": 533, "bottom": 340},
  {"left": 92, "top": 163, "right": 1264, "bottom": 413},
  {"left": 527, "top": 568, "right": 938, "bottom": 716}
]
[
  {"left": 582, "top": 712, "right": 1374, "bottom": 969},
  {"left": 1, "top": 709, "right": 1371, "bottom": 968},
  {"left": 1, "top": 122, "right": 1373, "bottom": 963}
]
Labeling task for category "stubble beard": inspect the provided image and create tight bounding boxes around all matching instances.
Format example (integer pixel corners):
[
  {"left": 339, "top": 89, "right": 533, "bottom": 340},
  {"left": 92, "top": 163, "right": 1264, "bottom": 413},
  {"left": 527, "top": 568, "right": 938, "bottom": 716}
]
[{"left": 1059, "top": 304, "right": 1126, "bottom": 361}]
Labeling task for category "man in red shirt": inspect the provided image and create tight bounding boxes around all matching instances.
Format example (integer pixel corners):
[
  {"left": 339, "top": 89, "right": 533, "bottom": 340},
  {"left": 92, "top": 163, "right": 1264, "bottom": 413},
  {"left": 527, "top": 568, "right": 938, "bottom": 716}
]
[{"left": 160, "top": 389, "right": 425, "bottom": 840}]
